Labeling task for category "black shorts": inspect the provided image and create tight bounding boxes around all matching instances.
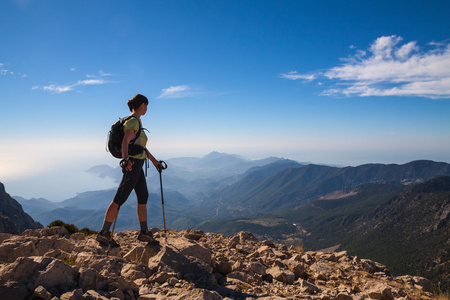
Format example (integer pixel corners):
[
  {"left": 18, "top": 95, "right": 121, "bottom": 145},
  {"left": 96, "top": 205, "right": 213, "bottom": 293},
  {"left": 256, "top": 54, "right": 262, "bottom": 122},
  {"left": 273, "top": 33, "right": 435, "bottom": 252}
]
[{"left": 113, "top": 158, "right": 148, "bottom": 206}]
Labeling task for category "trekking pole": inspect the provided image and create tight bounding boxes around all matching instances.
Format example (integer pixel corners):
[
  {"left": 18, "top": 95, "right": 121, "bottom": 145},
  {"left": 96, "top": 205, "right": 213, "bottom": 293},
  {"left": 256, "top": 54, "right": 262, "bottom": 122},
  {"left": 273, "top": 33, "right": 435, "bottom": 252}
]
[
  {"left": 157, "top": 160, "right": 168, "bottom": 242},
  {"left": 106, "top": 207, "right": 120, "bottom": 257}
]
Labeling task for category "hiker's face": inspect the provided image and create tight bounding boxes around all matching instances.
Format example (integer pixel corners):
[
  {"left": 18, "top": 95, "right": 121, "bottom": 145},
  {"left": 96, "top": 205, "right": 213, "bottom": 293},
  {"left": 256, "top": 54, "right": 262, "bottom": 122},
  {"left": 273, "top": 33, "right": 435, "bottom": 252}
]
[{"left": 139, "top": 103, "right": 148, "bottom": 115}]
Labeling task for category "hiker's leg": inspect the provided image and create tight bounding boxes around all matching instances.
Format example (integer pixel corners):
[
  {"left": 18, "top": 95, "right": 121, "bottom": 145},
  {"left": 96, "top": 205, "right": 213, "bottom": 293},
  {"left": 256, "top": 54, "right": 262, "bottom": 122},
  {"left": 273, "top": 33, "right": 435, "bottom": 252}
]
[
  {"left": 112, "top": 159, "right": 145, "bottom": 207},
  {"left": 99, "top": 159, "right": 144, "bottom": 233},
  {"left": 137, "top": 204, "right": 148, "bottom": 231},
  {"left": 135, "top": 167, "right": 149, "bottom": 232},
  {"left": 104, "top": 202, "right": 119, "bottom": 223},
  {"left": 99, "top": 201, "right": 119, "bottom": 233}
]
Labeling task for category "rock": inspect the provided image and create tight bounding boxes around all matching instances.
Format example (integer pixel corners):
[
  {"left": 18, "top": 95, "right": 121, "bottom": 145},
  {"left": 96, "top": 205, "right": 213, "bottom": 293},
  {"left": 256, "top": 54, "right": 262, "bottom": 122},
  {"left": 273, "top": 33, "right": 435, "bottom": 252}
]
[
  {"left": 148, "top": 271, "right": 174, "bottom": 283},
  {"left": 22, "top": 226, "right": 70, "bottom": 237},
  {"left": 364, "top": 281, "right": 394, "bottom": 300},
  {"left": 227, "top": 231, "right": 258, "bottom": 249},
  {"left": 60, "top": 288, "right": 83, "bottom": 300},
  {"left": 237, "top": 231, "right": 259, "bottom": 244},
  {"left": 360, "top": 259, "right": 389, "bottom": 275},
  {"left": 214, "top": 259, "right": 232, "bottom": 275},
  {"left": 148, "top": 245, "right": 213, "bottom": 284},
  {"left": 0, "top": 238, "right": 38, "bottom": 262},
  {"left": 309, "top": 262, "right": 333, "bottom": 280},
  {"left": 227, "top": 270, "right": 254, "bottom": 284},
  {"left": 337, "top": 292, "right": 353, "bottom": 300},
  {"left": 267, "top": 266, "right": 295, "bottom": 285},
  {"left": 34, "top": 285, "right": 52, "bottom": 300},
  {"left": 0, "top": 256, "right": 78, "bottom": 299},
  {"left": 78, "top": 267, "right": 109, "bottom": 291},
  {"left": 283, "top": 259, "right": 306, "bottom": 279},
  {"left": 299, "top": 279, "right": 320, "bottom": 294},
  {"left": 123, "top": 245, "right": 160, "bottom": 265},
  {"left": 0, "top": 233, "right": 12, "bottom": 243},
  {"left": 301, "top": 253, "right": 315, "bottom": 265},
  {"left": 70, "top": 232, "right": 86, "bottom": 241},
  {"left": 82, "top": 290, "right": 109, "bottom": 300},
  {"left": 172, "top": 288, "right": 222, "bottom": 300},
  {"left": 248, "top": 261, "right": 266, "bottom": 276},
  {"left": 395, "top": 275, "right": 433, "bottom": 293},
  {"left": 121, "top": 263, "right": 151, "bottom": 281},
  {"left": 34, "top": 258, "right": 78, "bottom": 293},
  {"left": 413, "top": 276, "right": 433, "bottom": 293},
  {"left": 170, "top": 237, "right": 212, "bottom": 264},
  {"left": 0, "top": 228, "right": 434, "bottom": 300},
  {"left": 183, "top": 228, "right": 205, "bottom": 240}
]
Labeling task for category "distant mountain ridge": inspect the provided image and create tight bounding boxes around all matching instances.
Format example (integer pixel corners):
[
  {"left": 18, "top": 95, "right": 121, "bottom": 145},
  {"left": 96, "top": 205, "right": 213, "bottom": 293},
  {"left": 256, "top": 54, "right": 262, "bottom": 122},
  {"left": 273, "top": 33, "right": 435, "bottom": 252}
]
[
  {"left": 16, "top": 155, "right": 450, "bottom": 231},
  {"left": 192, "top": 159, "right": 450, "bottom": 219},
  {"left": 85, "top": 151, "right": 298, "bottom": 197}
]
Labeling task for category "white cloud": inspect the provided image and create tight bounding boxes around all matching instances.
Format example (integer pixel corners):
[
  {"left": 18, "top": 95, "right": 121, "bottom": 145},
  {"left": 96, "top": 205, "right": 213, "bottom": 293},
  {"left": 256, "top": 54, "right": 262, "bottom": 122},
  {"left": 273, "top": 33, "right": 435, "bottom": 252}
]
[
  {"left": 280, "top": 71, "right": 316, "bottom": 81},
  {"left": 99, "top": 70, "right": 112, "bottom": 76},
  {"left": 283, "top": 35, "right": 450, "bottom": 99},
  {"left": 36, "top": 70, "right": 113, "bottom": 93},
  {"left": 0, "top": 63, "right": 27, "bottom": 77},
  {"left": 77, "top": 79, "right": 107, "bottom": 85},
  {"left": 43, "top": 84, "right": 74, "bottom": 93},
  {"left": 158, "top": 85, "right": 192, "bottom": 98}
]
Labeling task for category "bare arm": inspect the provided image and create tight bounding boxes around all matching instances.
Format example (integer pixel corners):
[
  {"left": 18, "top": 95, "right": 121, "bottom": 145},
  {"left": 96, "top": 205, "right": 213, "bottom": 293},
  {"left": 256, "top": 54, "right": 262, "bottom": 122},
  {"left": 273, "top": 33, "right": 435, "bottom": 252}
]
[
  {"left": 121, "top": 129, "right": 135, "bottom": 171},
  {"left": 146, "top": 148, "right": 162, "bottom": 170}
]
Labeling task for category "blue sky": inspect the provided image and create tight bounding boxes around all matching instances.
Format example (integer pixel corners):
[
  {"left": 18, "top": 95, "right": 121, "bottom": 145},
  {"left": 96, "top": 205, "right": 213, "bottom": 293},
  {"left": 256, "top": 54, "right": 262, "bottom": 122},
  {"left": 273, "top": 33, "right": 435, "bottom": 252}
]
[{"left": 1, "top": 0, "right": 450, "bottom": 200}]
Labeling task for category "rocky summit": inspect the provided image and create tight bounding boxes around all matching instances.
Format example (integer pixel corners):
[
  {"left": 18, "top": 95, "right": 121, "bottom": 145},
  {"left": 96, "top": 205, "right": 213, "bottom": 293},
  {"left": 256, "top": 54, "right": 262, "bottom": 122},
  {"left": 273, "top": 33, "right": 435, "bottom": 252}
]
[{"left": 0, "top": 227, "right": 434, "bottom": 300}]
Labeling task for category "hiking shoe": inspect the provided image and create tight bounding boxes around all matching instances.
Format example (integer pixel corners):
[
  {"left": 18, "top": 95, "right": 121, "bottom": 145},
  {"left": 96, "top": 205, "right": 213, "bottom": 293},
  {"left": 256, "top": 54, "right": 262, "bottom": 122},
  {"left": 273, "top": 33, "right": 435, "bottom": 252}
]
[
  {"left": 96, "top": 231, "right": 120, "bottom": 248},
  {"left": 138, "top": 231, "right": 160, "bottom": 245}
]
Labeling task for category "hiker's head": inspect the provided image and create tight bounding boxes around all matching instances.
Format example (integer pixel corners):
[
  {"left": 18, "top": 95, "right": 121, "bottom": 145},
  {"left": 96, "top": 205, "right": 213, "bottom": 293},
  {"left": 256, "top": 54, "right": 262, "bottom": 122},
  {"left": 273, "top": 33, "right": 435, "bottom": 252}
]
[{"left": 127, "top": 94, "right": 149, "bottom": 112}]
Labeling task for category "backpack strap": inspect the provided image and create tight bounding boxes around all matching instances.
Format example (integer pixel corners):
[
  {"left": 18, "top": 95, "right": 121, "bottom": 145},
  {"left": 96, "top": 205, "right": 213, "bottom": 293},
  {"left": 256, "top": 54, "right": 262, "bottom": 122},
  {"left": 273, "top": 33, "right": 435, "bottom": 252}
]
[{"left": 127, "top": 115, "right": 142, "bottom": 145}]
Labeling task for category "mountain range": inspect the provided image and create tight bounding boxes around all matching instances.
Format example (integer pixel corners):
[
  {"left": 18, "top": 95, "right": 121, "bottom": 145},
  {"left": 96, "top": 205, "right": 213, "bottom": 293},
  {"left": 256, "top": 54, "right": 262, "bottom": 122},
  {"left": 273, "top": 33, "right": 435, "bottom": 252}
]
[{"left": 5, "top": 151, "right": 450, "bottom": 291}]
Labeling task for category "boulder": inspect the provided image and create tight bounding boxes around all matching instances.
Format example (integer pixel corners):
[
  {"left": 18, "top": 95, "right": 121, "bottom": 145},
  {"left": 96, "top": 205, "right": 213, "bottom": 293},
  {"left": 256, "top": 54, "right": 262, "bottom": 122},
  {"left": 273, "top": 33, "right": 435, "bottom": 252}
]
[
  {"left": 123, "top": 245, "right": 160, "bottom": 265},
  {"left": 183, "top": 229, "right": 205, "bottom": 240},
  {"left": 309, "top": 262, "right": 334, "bottom": 280},
  {"left": 148, "top": 245, "right": 213, "bottom": 284},
  {"left": 0, "top": 256, "right": 78, "bottom": 299},
  {"left": 34, "top": 285, "right": 52, "bottom": 300},
  {"left": 248, "top": 261, "right": 266, "bottom": 276},
  {"left": 266, "top": 266, "right": 295, "bottom": 285},
  {"left": 364, "top": 280, "right": 394, "bottom": 300},
  {"left": 22, "top": 226, "right": 69, "bottom": 237},
  {"left": 299, "top": 279, "right": 320, "bottom": 294},
  {"left": 283, "top": 259, "right": 306, "bottom": 279}
]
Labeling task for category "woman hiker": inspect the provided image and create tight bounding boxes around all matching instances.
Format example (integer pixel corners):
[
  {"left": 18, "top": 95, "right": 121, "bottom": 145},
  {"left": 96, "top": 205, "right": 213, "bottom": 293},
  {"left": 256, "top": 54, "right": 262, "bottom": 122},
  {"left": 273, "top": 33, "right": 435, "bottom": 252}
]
[{"left": 97, "top": 94, "right": 163, "bottom": 247}]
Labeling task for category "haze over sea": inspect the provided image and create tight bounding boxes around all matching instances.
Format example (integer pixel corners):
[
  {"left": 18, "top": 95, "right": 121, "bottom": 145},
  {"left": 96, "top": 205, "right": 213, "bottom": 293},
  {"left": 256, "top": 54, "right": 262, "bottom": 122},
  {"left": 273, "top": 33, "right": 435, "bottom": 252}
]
[{"left": 1, "top": 1, "right": 449, "bottom": 201}]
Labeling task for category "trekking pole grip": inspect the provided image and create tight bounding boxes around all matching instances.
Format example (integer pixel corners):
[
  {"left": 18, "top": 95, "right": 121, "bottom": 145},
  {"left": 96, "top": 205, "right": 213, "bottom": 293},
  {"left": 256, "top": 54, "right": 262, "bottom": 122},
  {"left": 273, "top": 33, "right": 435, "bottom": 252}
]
[{"left": 158, "top": 160, "right": 167, "bottom": 173}]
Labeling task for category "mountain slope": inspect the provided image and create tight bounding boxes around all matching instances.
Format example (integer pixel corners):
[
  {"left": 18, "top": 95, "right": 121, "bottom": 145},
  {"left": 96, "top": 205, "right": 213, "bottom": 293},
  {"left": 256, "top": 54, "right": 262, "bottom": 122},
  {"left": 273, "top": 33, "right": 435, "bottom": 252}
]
[
  {"left": 0, "top": 183, "right": 43, "bottom": 234},
  {"left": 197, "top": 176, "right": 450, "bottom": 291},
  {"left": 196, "top": 160, "right": 450, "bottom": 218},
  {"left": 340, "top": 176, "right": 450, "bottom": 290},
  {"left": 197, "top": 182, "right": 404, "bottom": 243}
]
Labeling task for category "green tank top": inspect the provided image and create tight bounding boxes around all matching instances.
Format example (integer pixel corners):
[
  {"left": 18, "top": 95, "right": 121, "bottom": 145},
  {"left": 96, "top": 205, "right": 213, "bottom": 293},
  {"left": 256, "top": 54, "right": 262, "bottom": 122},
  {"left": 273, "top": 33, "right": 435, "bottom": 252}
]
[{"left": 124, "top": 115, "right": 148, "bottom": 159}]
